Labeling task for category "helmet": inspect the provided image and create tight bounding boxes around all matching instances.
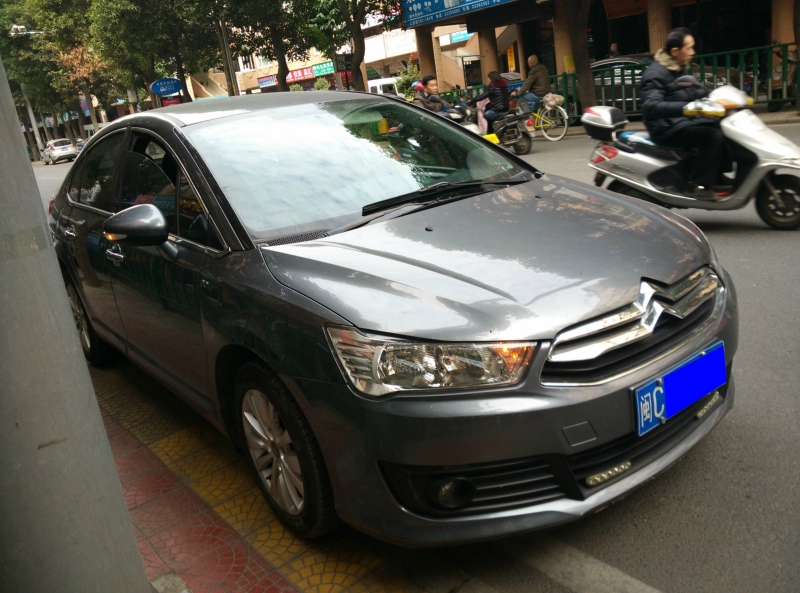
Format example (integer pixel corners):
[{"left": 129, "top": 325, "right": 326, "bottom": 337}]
[{"left": 411, "top": 80, "right": 423, "bottom": 91}]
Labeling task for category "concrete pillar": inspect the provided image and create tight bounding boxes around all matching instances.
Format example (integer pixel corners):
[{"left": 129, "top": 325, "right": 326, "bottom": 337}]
[
  {"left": 415, "top": 26, "right": 437, "bottom": 79},
  {"left": 477, "top": 28, "right": 500, "bottom": 84},
  {"left": 772, "top": 0, "right": 795, "bottom": 43},
  {"left": 516, "top": 24, "right": 527, "bottom": 78},
  {"left": 647, "top": 0, "right": 672, "bottom": 54},
  {"left": 553, "top": 1, "right": 574, "bottom": 74},
  {"left": 432, "top": 34, "right": 448, "bottom": 89}
]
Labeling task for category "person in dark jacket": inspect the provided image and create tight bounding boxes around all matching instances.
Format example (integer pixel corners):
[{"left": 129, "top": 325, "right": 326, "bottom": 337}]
[
  {"left": 641, "top": 28, "right": 726, "bottom": 199},
  {"left": 512, "top": 55, "right": 552, "bottom": 112},
  {"left": 472, "top": 71, "right": 510, "bottom": 131},
  {"left": 413, "top": 75, "right": 451, "bottom": 113}
]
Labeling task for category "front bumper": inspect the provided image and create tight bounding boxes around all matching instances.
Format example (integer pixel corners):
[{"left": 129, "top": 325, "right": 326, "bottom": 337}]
[{"left": 294, "top": 271, "right": 738, "bottom": 547}]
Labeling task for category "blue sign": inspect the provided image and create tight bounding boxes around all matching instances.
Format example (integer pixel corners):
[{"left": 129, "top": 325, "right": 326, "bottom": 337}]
[
  {"left": 149, "top": 78, "right": 182, "bottom": 96},
  {"left": 449, "top": 30, "right": 473, "bottom": 43},
  {"left": 403, "top": 0, "right": 516, "bottom": 29}
]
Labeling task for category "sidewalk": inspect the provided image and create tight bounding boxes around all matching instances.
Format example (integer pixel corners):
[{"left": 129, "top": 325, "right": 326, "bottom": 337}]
[
  {"left": 557, "top": 104, "right": 800, "bottom": 138},
  {"left": 93, "top": 360, "right": 406, "bottom": 593}
]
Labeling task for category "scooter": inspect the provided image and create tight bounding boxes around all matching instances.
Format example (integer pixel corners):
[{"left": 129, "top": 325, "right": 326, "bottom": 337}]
[
  {"left": 441, "top": 104, "right": 482, "bottom": 135},
  {"left": 582, "top": 83, "right": 800, "bottom": 230}
]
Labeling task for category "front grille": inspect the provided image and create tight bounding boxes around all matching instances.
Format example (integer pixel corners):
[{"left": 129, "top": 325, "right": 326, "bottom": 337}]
[
  {"left": 568, "top": 382, "right": 728, "bottom": 497},
  {"left": 380, "top": 456, "right": 577, "bottom": 518},
  {"left": 542, "top": 267, "right": 722, "bottom": 385}
]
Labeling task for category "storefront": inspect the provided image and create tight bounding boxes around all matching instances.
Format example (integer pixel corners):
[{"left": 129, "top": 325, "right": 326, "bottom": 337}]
[{"left": 254, "top": 61, "right": 337, "bottom": 92}]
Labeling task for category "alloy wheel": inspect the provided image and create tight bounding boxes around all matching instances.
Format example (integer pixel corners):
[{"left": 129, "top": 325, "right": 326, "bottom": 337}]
[{"left": 242, "top": 389, "right": 304, "bottom": 515}]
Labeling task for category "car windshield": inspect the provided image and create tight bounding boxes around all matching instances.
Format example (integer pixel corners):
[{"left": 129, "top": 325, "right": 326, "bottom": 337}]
[
  {"left": 52, "top": 140, "right": 72, "bottom": 147},
  {"left": 185, "top": 98, "right": 524, "bottom": 240}
]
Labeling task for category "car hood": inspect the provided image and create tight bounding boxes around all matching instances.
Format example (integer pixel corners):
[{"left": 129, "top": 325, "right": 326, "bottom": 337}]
[{"left": 261, "top": 175, "right": 712, "bottom": 341}]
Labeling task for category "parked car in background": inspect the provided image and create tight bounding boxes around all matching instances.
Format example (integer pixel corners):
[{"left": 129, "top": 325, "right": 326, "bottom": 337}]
[
  {"left": 76, "top": 138, "right": 86, "bottom": 153},
  {"left": 367, "top": 77, "right": 400, "bottom": 96},
  {"left": 42, "top": 139, "right": 77, "bottom": 164},
  {"left": 49, "top": 92, "right": 738, "bottom": 546}
]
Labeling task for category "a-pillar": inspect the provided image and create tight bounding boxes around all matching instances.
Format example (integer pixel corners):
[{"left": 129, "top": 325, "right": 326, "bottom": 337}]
[
  {"left": 477, "top": 28, "right": 500, "bottom": 84},
  {"left": 415, "top": 25, "right": 437, "bottom": 79},
  {"left": 647, "top": 0, "right": 672, "bottom": 53},
  {"left": 772, "top": 0, "right": 794, "bottom": 44},
  {"left": 553, "top": 1, "right": 574, "bottom": 74}
]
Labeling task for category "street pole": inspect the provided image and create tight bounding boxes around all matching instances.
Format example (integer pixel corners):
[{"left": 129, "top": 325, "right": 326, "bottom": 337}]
[
  {"left": 0, "top": 57, "right": 151, "bottom": 593},
  {"left": 20, "top": 82, "right": 43, "bottom": 151},
  {"left": 220, "top": 22, "right": 239, "bottom": 95}
]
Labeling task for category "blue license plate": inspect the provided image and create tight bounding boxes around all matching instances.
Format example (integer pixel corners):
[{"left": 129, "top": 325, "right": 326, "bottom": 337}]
[{"left": 634, "top": 342, "right": 726, "bottom": 436}]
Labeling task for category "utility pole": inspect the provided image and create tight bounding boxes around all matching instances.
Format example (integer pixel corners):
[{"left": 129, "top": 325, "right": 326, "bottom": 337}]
[{"left": 0, "top": 56, "right": 151, "bottom": 593}]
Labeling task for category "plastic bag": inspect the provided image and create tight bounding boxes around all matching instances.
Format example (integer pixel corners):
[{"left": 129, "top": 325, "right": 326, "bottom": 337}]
[{"left": 542, "top": 93, "right": 565, "bottom": 108}]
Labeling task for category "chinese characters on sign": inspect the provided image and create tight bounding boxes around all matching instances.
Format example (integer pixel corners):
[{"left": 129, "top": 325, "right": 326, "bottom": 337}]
[
  {"left": 636, "top": 380, "right": 666, "bottom": 436},
  {"left": 286, "top": 67, "right": 315, "bottom": 83},
  {"left": 312, "top": 61, "right": 335, "bottom": 77},
  {"left": 258, "top": 75, "right": 277, "bottom": 88},
  {"left": 403, "top": 0, "right": 516, "bottom": 29},
  {"left": 149, "top": 78, "right": 182, "bottom": 96}
]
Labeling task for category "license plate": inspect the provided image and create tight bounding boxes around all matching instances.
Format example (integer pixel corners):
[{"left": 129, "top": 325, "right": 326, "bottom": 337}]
[{"left": 634, "top": 342, "right": 726, "bottom": 436}]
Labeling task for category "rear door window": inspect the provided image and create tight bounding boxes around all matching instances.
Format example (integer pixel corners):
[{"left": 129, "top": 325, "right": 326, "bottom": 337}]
[{"left": 77, "top": 133, "right": 124, "bottom": 211}]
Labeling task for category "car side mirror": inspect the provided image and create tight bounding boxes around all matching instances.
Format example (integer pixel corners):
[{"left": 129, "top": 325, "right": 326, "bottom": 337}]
[{"left": 103, "top": 204, "right": 169, "bottom": 247}]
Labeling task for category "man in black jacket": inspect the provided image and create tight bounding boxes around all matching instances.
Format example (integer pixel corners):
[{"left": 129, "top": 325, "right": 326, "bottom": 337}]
[{"left": 641, "top": 28, "right": 725, "bottom": 199}]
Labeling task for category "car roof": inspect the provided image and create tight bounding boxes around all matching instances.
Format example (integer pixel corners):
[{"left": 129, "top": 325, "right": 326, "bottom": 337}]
[
  {"left": 147, "top": 90, "right": 372, "bottom": 126},
  {"left": 591, "top": 55, "right": 652, "bottom": 68}
]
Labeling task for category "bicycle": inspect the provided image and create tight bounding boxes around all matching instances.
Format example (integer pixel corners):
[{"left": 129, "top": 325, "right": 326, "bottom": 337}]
[{"left": 526, "top": 103, "right": 570, "bottom": 142}]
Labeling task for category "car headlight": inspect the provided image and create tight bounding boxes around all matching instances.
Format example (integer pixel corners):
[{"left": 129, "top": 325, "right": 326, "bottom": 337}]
[{"left": 327, "top": 326, "right": 536, "bottom": 396}]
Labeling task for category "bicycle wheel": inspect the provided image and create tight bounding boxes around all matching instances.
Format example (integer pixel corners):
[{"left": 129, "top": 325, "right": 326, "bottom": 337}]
[{"left": 540, "top": 106, "right": 569, "bottom": 141}]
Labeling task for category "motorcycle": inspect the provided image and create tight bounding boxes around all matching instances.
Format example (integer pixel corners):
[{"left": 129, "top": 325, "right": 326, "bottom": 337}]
[
  {"left": 582, "top": 82, "right": 800, "bottom": 230},
  {"left": 462, "top": 99, "right": 532, "bottom": 155},
  {"left": 441, "top": 104, "right": 483, "bottom": 136}
]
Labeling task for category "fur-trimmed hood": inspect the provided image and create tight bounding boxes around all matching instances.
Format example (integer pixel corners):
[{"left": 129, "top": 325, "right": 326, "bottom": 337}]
[{"left": 654, "top": 48, "right": 683, "bottom": 72}]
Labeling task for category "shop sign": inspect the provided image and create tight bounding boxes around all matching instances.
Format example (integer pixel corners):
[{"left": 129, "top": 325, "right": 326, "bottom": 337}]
[
  {"left": 403, "top": 0, "right": 516, "bottom": 29},
  {"left": 312, "top": 61, "right": 335, "bottom": 77},
  {"left": 149, "top": 78, "right": 182, "bottom": 96},
  {"left": 161, "top": 96, "right": 182, "bottom": 107},
  {"left": 334, "top": 54, "right": 353, "bottom": 72},
  {"left": 366, "top": 67, "right": 381, "bottom": 80},
  {"left": 506, "top": 46, "right": 515, "bottom": 71},
  {"left": 258, "top": 75, "right": 277, "bottom": 88},
  {"left": 286, "top": 67, "right": 315, "bottom": 82},
  {"left": 384, "top": 28, "right": 417, "bottom": 57},
  {"left": 388, "top": 61, "right": 406, "bottom": 74},
  {"left": 450, "top": 30, "right": 473, "bottom": 43}
]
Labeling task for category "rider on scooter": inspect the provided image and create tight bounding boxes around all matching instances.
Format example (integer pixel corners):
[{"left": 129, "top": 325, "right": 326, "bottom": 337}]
[
  {"left": 641, "top": 28, "right": 729, "bottom": 199},
  {"left": 413, "top": 75, "right": 452, "bottom": 113},
  {"left": 470, "top": 71, "right": 511, "bottom": 132}
]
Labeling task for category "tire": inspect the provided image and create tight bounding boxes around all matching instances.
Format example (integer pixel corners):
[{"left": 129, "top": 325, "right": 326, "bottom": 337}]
[
  {"left": 755, "top": 174, "right": 800, "bottom": 230},
  {"left": 234, "top": 361, "right": 340, "bottom": 538},
  {"left": 513, "top": 131, "right": 532, "bottom": 155},
  {"left": 64, "top": 280, "right": 117, "bottom": 365},
  {"left": 540, "top": 106, "right": 569, "bottom": 141},
  {"left": 767, "top": 101, "right": 782, "bottom": 113}
]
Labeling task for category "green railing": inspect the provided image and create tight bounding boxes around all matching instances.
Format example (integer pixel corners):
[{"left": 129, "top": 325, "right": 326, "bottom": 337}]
[
  {"left": 687, "top": 42, "right": 799, "bottom": 106},
  {"left": 441, "top": 42, "right": 800, "bottom": 117}
]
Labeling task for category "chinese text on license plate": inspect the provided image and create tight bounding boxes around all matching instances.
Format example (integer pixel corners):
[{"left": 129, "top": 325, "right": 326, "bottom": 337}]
[{"left": 635, "top": 342, "right": 726, "bottom": 437}]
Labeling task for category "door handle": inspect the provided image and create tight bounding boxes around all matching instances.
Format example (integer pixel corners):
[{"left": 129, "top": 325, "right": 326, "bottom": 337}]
[
  {"left": 63, "top": 227, "right": 77, "bottom": 240},
  {"left": 105, "top": 246, "right": 125, "bottom": 265}
]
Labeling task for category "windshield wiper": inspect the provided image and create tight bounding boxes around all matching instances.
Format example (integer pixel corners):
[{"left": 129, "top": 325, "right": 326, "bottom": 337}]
[{"left": 361, "top": 172, "right": 536, "bottom": 216}]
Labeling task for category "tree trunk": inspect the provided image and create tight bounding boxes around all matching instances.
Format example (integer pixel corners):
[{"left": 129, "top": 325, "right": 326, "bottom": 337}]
[
  {"left": 17, "top": 108, "right": 39, "bottom": 161},
  {"left": 75, "top": 98, "right": 87, "bottom": 139},
  {"left": 39, "top": 112, "right": 53, "bottom": 142},
  {"left": 63, "top": 113, "right": 75, "bottom": 144},
  {"left": 80, "top": 80, "right": 100, "bottom": 134},
  {"left": 271, "top": 29, "right": 290, "bottom": 92},
  {"left": 174, "top": 53, "right": 192, "bottom": 102},
  {"left": 213, "top": 19, "right": 236, "bottom": 96},
  {"left": 565, "top": 0, "right": 596, "bottom": 109},
  {"left": 350, "top": 26, "right": 367, "bottom": 91}
]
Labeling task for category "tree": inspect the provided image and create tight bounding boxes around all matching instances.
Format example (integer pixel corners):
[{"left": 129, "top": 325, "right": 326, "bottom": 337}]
[
  {"left": 563, "top": 0, "right": 596, "bottom": 108},
  {"left": 395, "top": 62, "right": 420, "bottom": 99},
  {"left": 314, "top": 77, "right": 330, "bottom": 90},
  {"left": 290, "top": 83, "right": 303, "bottom": 91},
  {"left": 230, "top": 0, "right": 318, "bottom": 92}
]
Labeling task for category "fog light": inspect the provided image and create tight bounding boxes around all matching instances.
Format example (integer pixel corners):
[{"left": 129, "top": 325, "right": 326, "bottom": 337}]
[
  {"left": 696, "top": 391, "right": 721, "bottom": 419},
  {"left": 586, "top": 461, "right": 631, "bottom": 486},
  {"left": 426, "top": 477, "right": 476, "bottom": 509}
]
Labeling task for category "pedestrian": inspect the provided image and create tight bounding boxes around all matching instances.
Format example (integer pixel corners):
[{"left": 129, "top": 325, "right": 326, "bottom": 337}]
[
  {"left": 511, "top": 55, "right": 551, "bottom": 113},
  {"left": 470, "top": 71, "right": 510, "bottom": 132},
  {"left": 607, "top": 42, "right": 621, "bottom": 58},
  {"left": 412, "top": 75, "right": 451, "bottom": 113}
]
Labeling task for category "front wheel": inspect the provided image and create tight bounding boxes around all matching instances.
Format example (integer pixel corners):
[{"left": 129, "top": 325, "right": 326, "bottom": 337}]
[
  {"left": 235, "top": 361, "right": 340, "bottom": 538},
  {"left": 540, "top": 106, "right": 569, "bottom": 141},
  {"left": 755, "top": 174, "right": 800, "bottom": 229},
  {"left": 65, "top": 280, "right": 117, "bottom": 365},
  {"left": 512, "top": 131, "right": 532, "bottom": 155},
  {"left": 767, "top": 101, "right": 783, "bottom": 113}
]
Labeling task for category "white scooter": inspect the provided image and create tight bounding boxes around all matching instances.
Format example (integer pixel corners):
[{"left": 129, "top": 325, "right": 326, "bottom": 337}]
[{"left": 582, "top": 82, "right": 800, "bottom": 230}]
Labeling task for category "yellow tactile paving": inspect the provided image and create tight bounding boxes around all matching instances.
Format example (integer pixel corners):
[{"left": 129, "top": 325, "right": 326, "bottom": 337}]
[
  {"left": 246, "top": 514, "right": 311, "bottom": 568},
  {"left": 214, "top": 486, "right": 276, "bottom": 537},
  {"left": 190, "top": 459, "right": 256, "bottom": 506},
  {"left": 167, "top": 443, "right": 240, "bottom": 483},
  {"left": 284, "top": 549, "right": 384, "bottom": 593},
  {"left": 150, "top": 426, "right": 221, "bottom": 465}
]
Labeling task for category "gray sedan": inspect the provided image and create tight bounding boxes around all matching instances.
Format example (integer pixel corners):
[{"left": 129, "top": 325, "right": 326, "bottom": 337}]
[{"left": 49, "top": 91, "right": 738, "bottom": 546}]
